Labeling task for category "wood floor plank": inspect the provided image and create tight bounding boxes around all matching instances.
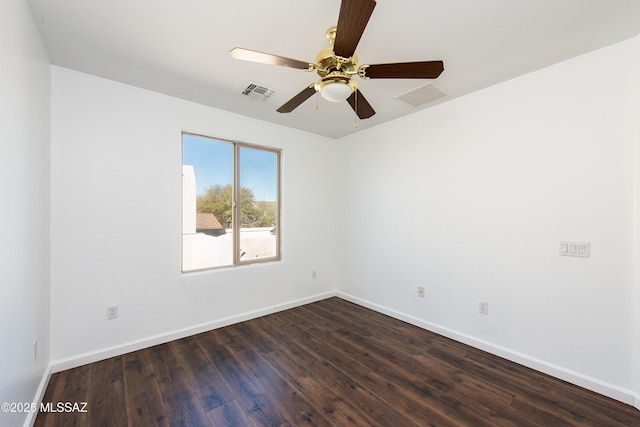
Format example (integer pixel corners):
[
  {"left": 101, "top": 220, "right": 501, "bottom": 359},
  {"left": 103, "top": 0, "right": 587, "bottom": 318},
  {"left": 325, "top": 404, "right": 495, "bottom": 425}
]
[
  {"left": 174, "top": 335, "right": 235, "bottom": 412},
  {"left": 34, "top": 297, "right": 640, "bottom": 426},
  {"left": 149, "top": 340, "right": 211, "bottom": 426},
  {"left": 228, "top": 335, "right": 343, "bottom": 426},
  {"left": 218, "top": 325, "right": 334, "bottom": 425},
  {"left": 239, "top": 316, "right": 406, "bottom": 426},
  {"left": 207, "top": 399, "right": 258, "bottom": 427},
  {"left": 195, "top": 327, "right": 294, "bottom": 426},
  {"left": 250, "top": 316, "right": 411, "bottom": 425},
  {"left": 122, "top": 350, "right": 169, "bottom": 426},
  {"left": 304, "top": 300, "right": 580, "bottom": 425},
  {"left": 86, "top": 356, "right": 127, "bottom": 427},
  {"left": 34, "top": 363, "right": 92, "bottom": 427},
  {"left": 280, "top": 309, "right": 467, "bottom": 426},
  {"left": 124, "top": 365, "right": 169, "bottom": 426}
]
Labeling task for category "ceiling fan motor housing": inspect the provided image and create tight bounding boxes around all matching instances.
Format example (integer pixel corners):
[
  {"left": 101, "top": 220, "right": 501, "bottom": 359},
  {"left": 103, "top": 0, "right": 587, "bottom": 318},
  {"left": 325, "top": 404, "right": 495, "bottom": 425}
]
[{"left": 314, "top": 48, "right": 359, "bottom": 78}]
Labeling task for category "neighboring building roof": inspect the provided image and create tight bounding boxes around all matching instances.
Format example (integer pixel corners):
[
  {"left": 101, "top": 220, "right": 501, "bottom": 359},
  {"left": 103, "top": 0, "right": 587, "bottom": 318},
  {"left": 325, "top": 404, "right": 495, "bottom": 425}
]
[{"left": 196, "top": 212, "right": 224, "bottom": 230}]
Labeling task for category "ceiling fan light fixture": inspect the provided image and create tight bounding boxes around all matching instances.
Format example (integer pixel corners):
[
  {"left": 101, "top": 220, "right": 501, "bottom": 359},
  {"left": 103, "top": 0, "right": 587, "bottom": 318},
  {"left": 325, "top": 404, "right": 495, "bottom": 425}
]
[{"left": 315, "top": 75, "right": 357, "bottom": 102}]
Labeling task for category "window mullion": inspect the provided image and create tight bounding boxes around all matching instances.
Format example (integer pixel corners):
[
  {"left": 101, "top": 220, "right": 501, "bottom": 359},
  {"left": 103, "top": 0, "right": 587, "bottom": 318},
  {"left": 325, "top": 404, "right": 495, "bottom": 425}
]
[{"left": 232, "top": 143, "right": 241, "bottom": 265}]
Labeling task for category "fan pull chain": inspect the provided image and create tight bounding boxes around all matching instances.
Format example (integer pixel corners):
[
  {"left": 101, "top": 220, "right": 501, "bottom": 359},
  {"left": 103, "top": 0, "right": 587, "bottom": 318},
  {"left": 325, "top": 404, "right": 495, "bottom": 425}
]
[{"left": 315, "top": 91, "right": 319, "bottom": 109}]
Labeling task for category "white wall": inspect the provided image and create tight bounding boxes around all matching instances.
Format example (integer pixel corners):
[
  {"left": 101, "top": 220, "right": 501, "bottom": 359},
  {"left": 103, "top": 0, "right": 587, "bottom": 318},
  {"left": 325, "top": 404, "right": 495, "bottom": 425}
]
[
  {"left": 50, "top": 66, "right": 338, "bottom": 365},
  {"left": 0, "top": 1, "right": 51, "bottom": 426},
  {"left": 337, "top": 35, "right": 640, "bottom": 403},
  {"left": 633, "top": 37, "right": 640, "bottom": 409}
]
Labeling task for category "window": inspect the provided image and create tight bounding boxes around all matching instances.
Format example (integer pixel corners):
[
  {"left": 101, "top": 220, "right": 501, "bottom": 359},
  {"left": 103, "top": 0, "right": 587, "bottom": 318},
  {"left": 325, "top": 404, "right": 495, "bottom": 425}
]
[{"left": 182, "top": 133, "right": 280, "bottom": 271}]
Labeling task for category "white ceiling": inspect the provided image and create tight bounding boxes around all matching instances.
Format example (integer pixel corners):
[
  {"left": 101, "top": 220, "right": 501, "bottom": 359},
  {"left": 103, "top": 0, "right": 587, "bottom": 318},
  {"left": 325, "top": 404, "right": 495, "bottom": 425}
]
[{"left": 26, "top": 0, "right": 640, "bottom": 139}]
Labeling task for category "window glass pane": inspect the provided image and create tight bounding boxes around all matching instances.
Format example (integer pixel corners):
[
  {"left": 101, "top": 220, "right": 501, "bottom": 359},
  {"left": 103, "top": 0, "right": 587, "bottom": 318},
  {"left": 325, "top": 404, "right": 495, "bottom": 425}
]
[
  {"left": 238, "top": 147, "right": 278, "bottom": 262},
  {"left": 182, "top": 134, "right": 233, "bottom": 271}
]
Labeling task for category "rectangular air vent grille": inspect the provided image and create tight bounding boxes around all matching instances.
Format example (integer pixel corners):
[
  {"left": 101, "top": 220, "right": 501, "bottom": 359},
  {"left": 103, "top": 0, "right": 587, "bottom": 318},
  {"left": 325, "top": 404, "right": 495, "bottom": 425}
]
[
  {"left": 396, "top": 83, "right": 448, "bottom": 107},
  {"left": 241, "top": 82, "right": 277, "bottom": 101}
]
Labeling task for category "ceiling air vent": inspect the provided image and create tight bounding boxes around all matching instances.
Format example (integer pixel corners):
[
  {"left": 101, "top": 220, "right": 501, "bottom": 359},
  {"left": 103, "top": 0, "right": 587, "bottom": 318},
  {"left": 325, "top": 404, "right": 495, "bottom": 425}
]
[
  {"left": 396, "top": 83, "right": 448, "bottom": 107},
  {"left": 241, "top": 82, "right": 277, "bottom": 101}
]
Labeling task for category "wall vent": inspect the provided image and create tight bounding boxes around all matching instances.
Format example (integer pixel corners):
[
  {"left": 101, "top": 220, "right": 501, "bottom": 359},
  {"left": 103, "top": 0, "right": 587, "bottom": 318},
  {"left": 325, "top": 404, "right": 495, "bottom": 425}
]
[
  {"left": 396, "top": 83, "right": 449, "bottom": 107},
  {"left": 241, "top": 82, "right": 277, "bottom": 101}
]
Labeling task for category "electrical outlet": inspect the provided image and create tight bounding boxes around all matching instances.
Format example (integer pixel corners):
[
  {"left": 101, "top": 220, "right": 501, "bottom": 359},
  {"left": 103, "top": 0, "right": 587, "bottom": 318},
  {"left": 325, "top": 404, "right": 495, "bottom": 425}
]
[
  {"left": 311, "top": 270, "right": 317, "bottom": 279},
  {"left": 479, "top": 301, "right": 489, "bottom": 315},
  {"left": 33, "top": 339, "right": 37, "bottom": 360},
  {"left": 418, "top": 287, "right": 425, "bottom": 298},
  {"left": 106, "top": 305, "right": 118, "bottom": 320}
]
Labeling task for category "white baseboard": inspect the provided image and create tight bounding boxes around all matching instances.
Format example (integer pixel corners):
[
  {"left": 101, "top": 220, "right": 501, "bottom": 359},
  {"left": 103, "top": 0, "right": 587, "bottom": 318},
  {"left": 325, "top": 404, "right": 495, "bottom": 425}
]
[
  {"left": 337, "top": 291, "right": 637, "bottom": 407},
  {"left": 51, "top": 291, "right": 336, "bottom": 373},
  {"left": 24, "top": 363, "right": 52, "bottom": 427}
]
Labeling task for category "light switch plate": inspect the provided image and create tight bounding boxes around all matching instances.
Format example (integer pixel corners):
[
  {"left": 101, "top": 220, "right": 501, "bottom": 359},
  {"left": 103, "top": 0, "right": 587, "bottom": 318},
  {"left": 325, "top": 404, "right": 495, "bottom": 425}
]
[{"left": 560, "top": 241, "right": 590, "bottom": 258}]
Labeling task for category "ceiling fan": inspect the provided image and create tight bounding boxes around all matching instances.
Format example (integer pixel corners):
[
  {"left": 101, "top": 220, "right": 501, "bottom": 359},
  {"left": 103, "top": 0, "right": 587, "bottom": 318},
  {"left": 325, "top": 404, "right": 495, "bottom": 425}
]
[{"left": 230, "top": 0, "right": 444, "bottom": 119}]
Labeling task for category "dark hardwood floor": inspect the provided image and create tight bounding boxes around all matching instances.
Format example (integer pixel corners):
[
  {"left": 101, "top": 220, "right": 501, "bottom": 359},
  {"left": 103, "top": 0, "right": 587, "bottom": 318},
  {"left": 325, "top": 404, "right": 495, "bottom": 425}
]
[{"left": 35, "top": 297, "right": 640, "bottom": 426}]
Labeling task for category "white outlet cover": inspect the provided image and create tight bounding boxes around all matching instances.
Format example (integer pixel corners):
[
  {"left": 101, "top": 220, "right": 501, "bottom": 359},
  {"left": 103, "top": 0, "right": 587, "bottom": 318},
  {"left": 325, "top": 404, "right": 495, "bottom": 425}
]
[
  {"left": 106, "top": 305, "right": 118, "bottom": 319},
  {"left": 479, "top": 301, "right": 489, "bottom": 315}
]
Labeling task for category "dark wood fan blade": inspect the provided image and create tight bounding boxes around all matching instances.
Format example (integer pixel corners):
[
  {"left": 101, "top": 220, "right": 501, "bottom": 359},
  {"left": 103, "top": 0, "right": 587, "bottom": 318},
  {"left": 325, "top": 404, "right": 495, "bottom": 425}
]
[
  {"left": 230, "top": 48, "right": 311, "bottom": 70},
  {"left": 277, "top": 86, "right": 316, "bottom": 113},
  {"left": 333, "top": 0, "right": 377, "bottom": 58},
  {"left": 346, "top": 89, "right": 375, "bottom": 119},
  {"left": 363, "top": 61, "right": 444, "bottom": 79}
]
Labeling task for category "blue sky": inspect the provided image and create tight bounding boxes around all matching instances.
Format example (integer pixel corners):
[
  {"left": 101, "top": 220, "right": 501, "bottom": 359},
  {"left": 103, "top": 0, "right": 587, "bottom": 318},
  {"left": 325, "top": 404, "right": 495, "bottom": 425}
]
[{"left": 182, "top": 134, "right": 277, "bottom": 202}]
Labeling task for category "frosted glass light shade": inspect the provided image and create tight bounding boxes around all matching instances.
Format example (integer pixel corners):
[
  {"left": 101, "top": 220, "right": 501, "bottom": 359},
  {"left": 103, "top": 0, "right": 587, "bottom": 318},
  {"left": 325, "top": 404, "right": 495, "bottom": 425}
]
[{"left": 320, "top": 81, "right": 354, "bottom": 102}]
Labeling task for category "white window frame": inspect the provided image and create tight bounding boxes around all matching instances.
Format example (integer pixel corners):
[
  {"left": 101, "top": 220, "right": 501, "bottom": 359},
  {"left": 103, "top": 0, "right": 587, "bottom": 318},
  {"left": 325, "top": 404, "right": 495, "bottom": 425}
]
[{"left": 181, "top": 132, "right": 281, "bottom": 271}]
